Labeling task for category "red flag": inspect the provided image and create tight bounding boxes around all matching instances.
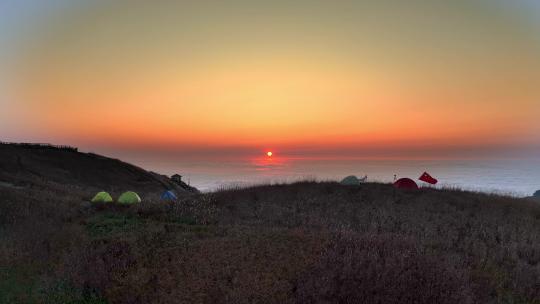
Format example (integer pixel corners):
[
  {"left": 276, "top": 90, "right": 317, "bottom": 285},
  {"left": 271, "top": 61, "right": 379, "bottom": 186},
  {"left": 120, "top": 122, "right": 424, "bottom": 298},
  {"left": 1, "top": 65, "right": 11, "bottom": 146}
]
[{"left": 419, "top": 172, "right": 438, "bottom": 184}]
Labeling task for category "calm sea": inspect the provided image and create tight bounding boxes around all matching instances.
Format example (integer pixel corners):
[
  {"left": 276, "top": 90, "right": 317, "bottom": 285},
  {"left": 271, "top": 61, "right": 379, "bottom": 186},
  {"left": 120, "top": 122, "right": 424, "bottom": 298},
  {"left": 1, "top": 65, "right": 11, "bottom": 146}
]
[{"left": 113, "top": 154, "right": 540, "bottom": 197}]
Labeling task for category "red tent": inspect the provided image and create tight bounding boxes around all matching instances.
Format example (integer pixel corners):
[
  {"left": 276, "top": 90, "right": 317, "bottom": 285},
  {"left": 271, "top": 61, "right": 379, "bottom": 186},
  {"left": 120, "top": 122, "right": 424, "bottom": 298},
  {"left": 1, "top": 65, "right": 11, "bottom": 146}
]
[{"left": 393, "top": 178, "right": 419, "bottom": 190}]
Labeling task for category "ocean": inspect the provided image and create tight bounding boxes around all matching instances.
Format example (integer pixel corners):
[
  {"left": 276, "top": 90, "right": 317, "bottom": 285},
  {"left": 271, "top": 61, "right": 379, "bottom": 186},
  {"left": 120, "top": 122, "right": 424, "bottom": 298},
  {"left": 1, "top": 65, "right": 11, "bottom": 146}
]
[{"left": 116, "top": 154, "right": 540, "bottom": 197}]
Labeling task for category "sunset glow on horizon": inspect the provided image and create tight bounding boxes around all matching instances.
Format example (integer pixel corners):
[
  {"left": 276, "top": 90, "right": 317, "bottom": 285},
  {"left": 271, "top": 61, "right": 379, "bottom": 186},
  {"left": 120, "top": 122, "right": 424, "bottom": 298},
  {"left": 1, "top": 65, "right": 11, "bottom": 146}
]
[{"left": 2, "top": 0, "right": 540, "bottom": 158}]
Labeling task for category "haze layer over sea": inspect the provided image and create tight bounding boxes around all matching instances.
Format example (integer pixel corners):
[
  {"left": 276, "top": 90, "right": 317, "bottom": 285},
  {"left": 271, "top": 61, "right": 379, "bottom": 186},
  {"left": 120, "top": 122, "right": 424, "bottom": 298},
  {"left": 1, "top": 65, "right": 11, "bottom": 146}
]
[{"left": 107, "top": 152, "right": 540, "bottom": 197}]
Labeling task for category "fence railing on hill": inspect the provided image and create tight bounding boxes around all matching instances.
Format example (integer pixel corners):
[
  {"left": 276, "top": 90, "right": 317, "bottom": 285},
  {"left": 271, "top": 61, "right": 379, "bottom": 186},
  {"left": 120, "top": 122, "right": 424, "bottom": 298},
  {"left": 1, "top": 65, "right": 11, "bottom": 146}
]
[{"left": 0, "top": 142, "right": 78, "bottom": 152}]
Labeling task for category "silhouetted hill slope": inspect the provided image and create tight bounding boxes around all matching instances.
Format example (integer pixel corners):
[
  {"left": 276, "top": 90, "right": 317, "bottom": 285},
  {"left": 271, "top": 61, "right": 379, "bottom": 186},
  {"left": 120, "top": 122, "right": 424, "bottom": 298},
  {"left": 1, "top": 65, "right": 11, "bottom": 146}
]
[{"left": 0, "top": 143, "right": 197, "bottom": 195}]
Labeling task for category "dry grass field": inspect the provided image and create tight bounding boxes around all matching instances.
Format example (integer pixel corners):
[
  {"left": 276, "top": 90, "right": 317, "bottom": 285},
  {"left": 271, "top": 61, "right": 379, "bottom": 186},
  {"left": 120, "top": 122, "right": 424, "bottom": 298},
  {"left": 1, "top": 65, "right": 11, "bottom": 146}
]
[{"left": 2, "top": 179, "right": 540, "bottom": 303}]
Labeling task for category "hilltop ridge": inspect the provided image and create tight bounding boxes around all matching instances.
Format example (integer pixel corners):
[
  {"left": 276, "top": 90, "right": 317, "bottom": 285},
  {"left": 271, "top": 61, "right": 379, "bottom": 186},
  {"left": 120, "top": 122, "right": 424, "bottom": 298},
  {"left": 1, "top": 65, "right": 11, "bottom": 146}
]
[{"left": 0, "top": 142, "right": 198, "bottom": 195}]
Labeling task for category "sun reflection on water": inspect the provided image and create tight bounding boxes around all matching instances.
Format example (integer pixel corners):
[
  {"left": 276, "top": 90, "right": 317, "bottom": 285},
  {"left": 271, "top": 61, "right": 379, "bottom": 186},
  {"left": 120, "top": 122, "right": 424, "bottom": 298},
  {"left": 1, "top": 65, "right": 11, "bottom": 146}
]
[{"left": 250, "top": 155, "right": 289, "bottom": 172}]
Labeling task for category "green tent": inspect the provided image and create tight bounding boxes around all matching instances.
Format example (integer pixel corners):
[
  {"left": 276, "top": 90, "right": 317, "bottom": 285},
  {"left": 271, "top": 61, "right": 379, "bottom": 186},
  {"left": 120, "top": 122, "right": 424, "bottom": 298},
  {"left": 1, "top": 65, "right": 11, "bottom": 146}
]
[
  {"left": 91, "top": 191, "right": 113, "bottom": 203},
  {"left": 117, "top": 191, "right": 141, "bottom": 204},
  {"left": 340, "top": 175, "right": 360, "bottom": 186}
]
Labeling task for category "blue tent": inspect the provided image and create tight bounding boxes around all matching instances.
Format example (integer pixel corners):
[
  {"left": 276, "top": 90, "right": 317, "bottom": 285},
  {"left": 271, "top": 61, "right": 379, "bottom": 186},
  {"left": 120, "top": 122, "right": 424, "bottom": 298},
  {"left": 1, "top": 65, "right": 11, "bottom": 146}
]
[{"left": 161, "top": 190, "right": 178, "bottom": 201}]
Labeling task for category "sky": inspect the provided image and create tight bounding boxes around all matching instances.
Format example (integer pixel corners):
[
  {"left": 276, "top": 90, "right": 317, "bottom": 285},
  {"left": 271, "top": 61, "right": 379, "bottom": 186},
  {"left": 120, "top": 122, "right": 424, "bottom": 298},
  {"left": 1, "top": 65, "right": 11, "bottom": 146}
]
[{"left": 1, "top": 0, "right": 540, "bottom": 159}]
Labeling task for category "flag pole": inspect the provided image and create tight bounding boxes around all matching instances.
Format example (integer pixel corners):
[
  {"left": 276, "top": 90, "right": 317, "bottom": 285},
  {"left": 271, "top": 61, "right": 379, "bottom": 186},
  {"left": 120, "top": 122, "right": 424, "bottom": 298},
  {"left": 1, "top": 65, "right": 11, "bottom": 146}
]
[{"left": 392, "top": 174, "right": 396, "bottom": 202}]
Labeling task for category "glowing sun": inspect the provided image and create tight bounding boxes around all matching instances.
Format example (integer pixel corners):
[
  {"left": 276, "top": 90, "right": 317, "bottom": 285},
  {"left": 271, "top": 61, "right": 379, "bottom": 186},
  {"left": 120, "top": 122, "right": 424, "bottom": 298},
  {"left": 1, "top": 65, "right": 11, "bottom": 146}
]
[{"left": 267, "top": 151, "right": 273, "bottom": 157}]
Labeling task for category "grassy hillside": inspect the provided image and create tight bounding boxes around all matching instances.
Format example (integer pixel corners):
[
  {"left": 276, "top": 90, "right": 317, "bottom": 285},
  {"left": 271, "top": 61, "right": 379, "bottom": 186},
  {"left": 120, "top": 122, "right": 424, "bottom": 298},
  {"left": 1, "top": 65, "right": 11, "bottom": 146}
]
[
  {"left": 0, "top": 143, "right": 197, "bottom": 196},
  {"left": 2, "top": 180, "right": 540, "bottom": 303}
]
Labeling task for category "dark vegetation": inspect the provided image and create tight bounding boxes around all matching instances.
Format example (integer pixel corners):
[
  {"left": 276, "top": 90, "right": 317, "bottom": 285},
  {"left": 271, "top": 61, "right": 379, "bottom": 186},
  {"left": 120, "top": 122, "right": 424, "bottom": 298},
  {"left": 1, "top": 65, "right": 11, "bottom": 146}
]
[
  {"left": 3, "top": 182, "right": 540, "bottom": 303},
  {"left": 1, "top": 145, "right": 540, "bottom": 303},
  {"left": 0, "top": 142, "right": 78, "bottom": 152}
]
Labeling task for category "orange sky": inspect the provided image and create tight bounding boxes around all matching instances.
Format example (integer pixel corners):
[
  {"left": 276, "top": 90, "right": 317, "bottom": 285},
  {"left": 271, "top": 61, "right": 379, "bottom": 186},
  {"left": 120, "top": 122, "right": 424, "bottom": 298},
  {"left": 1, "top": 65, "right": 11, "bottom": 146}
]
[{"left": 4, "top": 1, "right": 540, "bottom": 157}]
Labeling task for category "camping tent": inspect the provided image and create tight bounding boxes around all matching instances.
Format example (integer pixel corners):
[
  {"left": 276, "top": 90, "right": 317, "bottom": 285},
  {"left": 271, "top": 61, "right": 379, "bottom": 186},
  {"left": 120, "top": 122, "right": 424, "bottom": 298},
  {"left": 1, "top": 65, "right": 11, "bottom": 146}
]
[
  {"left": 161, "top": 190, "right": 177, "bottom": 201},
  {"left": 117, "top": 191, "right": 142, "bottom": 204},
  {"left": 393, "top": 178, "right": 419, "bottom": 190},
  {"left": 341, "top": 175, "right": 361, "bottom": 185},
  {"left": 91, "top": 191, "right": 113, "bottom": 203}
]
